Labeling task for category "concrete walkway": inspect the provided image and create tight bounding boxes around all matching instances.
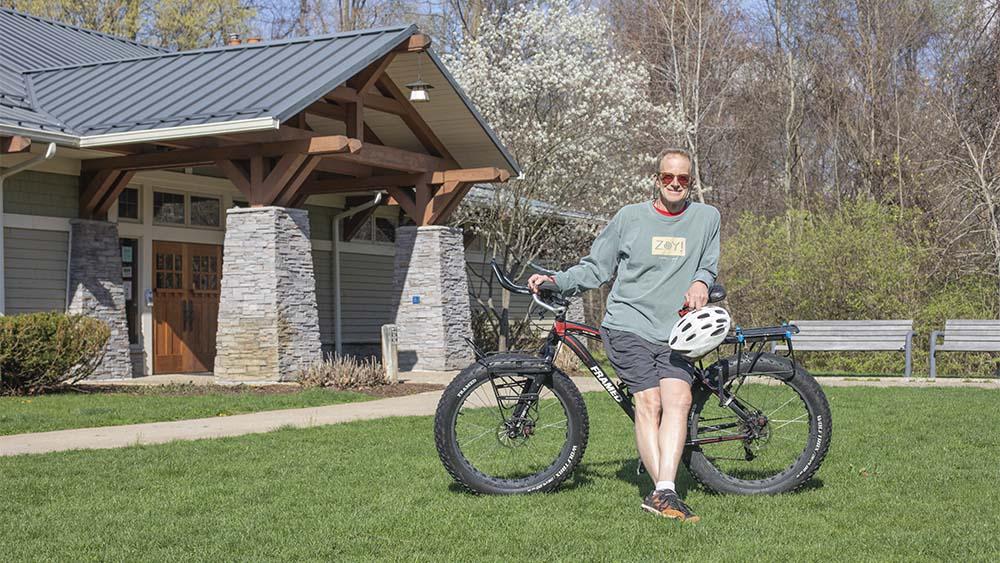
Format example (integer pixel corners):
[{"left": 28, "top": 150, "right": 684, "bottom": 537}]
[{"left": 1, "top": 373, "right": 996, "bottom": 457}]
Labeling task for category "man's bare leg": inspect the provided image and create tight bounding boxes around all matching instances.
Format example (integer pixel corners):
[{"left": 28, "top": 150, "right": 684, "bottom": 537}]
[
  {"left": 632, "top": 388, "right": 662, "bottom": 483},
  {"left": 655, "top": 378, "right": 693, "bottom": 488}
]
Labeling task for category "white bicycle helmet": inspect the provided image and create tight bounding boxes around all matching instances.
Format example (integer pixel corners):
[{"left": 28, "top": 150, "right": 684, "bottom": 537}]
[{"left": 668, "top": 307, "right": 732, "bottom": 359}]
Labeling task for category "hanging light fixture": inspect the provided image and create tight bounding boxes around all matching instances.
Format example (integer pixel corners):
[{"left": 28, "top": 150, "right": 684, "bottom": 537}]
[{"left": 405, "top": 52, "right": 433, "bottom": 103}]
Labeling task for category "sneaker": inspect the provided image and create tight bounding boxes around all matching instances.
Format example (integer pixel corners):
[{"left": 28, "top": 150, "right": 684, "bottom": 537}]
[{"left": 641, "top": 489, "right": 700, "bottom": 523}]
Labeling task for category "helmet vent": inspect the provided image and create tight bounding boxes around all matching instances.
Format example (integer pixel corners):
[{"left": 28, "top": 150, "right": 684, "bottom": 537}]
[{"left": 697, "top": 312, "right": 710, "bottom": 319}]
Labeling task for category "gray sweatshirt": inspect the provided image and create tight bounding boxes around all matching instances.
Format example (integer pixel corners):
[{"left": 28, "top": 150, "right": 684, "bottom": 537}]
[{"left": 554, "top": 201, "right": 721, "bottom": 345}]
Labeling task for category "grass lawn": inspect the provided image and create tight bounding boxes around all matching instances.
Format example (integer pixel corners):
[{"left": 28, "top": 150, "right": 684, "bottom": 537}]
[
  {"left": 0, "top": 385, "right": 373, "bottom": 436},
  {"left": 1, "top": 386, "right": 998, "bottom": 560}
]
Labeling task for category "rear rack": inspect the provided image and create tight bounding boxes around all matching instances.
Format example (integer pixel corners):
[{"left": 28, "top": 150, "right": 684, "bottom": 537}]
[{"left": 723, "top": 324, "right": 799, "bottom": 345}]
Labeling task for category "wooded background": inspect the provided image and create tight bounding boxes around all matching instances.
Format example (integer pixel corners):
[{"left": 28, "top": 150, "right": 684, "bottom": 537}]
[{"left": 5, "top": 0, "right": 998, "bottom": 375}]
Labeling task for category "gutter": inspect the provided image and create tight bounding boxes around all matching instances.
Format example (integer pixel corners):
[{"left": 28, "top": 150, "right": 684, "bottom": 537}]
[
  {"left": 0, "top": 116, "right": 279, "bottom": 150},
  {"left": 331, "top": 193, "right": 383, "bottom": 357},
  {"left": 0, "top": 142, "right": 57, "bottom": 315}
]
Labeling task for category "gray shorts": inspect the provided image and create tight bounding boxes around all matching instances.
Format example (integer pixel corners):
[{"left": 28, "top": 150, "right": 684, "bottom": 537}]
[{"left": 600, "top": 326, "right": 696, "bottom": 393}]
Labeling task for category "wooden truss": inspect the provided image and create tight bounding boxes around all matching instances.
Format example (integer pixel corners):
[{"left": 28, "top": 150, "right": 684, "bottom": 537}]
[{"left": 75, "top": 33, "right": 510, "bottom": 225}]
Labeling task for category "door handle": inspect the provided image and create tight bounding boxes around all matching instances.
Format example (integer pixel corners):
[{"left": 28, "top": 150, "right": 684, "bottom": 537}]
[{"left": 183, "top": 300, "right": 193, "bottom": 332}]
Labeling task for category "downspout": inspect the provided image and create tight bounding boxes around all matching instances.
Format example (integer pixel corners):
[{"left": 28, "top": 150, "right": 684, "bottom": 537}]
[
  {"left": 331, "top": 192, "right": 383, "bottom": 357},
  {"left": 0, "top": 142, "right": 57, "bottom": 315}
]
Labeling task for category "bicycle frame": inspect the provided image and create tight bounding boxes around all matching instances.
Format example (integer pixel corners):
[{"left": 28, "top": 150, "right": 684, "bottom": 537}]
[
  {"left": 531, "top": 316, "right": 762, "bottom": 448},
  {"left": 482, "top": 259, "right": 799, "bottom": 449}
]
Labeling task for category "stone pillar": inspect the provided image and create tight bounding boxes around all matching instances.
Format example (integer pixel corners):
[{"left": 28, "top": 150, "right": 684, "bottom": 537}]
[
  {"left": 392, "top": 226, "right": 473, "bottom": 371},
  {"left": 214, "top": 207, "right": 321, "bottom": 382},
  {"left": 67, "top": 219, "right": 131, "bottom": 379}
]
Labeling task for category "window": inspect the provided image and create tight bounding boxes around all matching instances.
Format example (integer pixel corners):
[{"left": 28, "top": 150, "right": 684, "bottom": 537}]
[
  {"left": 119, "top": 238, "right": 140, "bottom": 345},
  {"left": 352, "top": 216, "right": 374, "bottom": 241},
  {"left": 345, "top": 214, "right": 397, "bottom": 245},
  {"left": 190, "top": 195, "right": 221, "bottom": 227},
  {"left": 153, "top": 191, "right": 185, "bottom": 224},
  {"left": 117, "top": 187, "right": 139, "bottom": 221},
  {"left": 374, "top": 217, "right": 396, "bottom": 243}
]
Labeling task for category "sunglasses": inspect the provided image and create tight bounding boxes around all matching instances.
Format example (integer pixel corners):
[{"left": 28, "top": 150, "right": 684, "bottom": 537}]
[{"left": 658, "top": 173, "right": 690, "bottom": 187}]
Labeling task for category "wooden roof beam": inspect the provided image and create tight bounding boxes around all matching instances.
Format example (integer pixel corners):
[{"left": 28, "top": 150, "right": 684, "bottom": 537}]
[
  {"left": 305, "top": 101, "right": 383, "bottom": 145},
  {"left": 300, "top": 167, "right": 509, "bottom": 194},
  {"left": 395, "top": 34, "right": 431, "bottom": 52},
  {"left": 327, "top": 143, "right": 446, "bottom": 173},
  {"left": 1, "top": 135, "right": 31, "bottom": 153},
  {"left": 349, "top": 53, "right": 396, "bottom": 94},
  {"left": 376, "top": 75, "right": 457, "bottom": 166},
  {"left": 326, "top": 86, "right": 405, "bottom": 116},
  {"left": 81, "top": 135, "right": 360, "bottom": 172}
]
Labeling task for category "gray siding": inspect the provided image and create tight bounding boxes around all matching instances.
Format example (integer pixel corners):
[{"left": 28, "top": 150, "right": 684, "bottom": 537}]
[
  {"left": 341, "top": 251, "right": 395, "bottom": 342},
  {"left": 3, "top": 227, "right": 68, "bottom": 314},
  {"left": 306, "top": 204, "right": 340, "bottom": 241},
  {"left": 312, "top": 249, "right": 335, "bottom": 343},
  {"left": 2, "top": 170, "right": 79, "bottom": 218}
]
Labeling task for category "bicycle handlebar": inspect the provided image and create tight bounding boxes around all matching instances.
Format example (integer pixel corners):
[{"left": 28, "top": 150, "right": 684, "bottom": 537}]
[
  {"left": 527, "top": 261, "right": 559, "bottom": 276},
  {"left": 489, "top": 259, "right": 567, "bottom": 315}
]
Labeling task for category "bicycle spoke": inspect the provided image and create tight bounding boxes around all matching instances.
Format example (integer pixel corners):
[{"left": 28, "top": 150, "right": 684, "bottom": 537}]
[
  {"left": 695, "top": 371, "right": 813, "bottom": 485},
  {"left": 454, "top": 375, "right": 570, "bottom": 480}
]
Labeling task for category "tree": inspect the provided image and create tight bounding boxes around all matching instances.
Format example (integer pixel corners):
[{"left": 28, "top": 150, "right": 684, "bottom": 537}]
[
  {"left": 445, "top": 0, "right": 684, "bottom": 349},
  {"left": 145, "top": 0, "right": 254, "bottom": 50},
  {"left": 2, "top": 0, "right": 255, "bottom": 49},
  {"left": 609, "top": 0, "right": 748, "bottom": 205},
  {"left": 2, "top": 0, "right": 142, "bottom": 39}
]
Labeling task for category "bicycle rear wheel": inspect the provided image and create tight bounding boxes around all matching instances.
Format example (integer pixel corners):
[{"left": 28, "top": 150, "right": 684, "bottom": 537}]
[
  {"left": 685, "top": 352, "right": 831, "bottom": 495},
  {"left": 434, "top": 354, "right": 589, "bottom": 494}
]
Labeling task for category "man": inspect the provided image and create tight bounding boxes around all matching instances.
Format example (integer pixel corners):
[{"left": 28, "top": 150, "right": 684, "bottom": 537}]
[{"left": 528, "top": 149, "right": 720, "bottom": 522}]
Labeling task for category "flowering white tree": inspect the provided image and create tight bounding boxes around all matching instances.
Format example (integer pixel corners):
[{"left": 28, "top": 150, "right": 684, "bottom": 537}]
[{"left": 445, "top": 0, "right": 686, "bottom": 348}]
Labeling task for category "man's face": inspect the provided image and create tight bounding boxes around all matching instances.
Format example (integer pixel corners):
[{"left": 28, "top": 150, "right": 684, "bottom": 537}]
[{"left": 657, "top": 154, "right": 692, "bottom": 205}]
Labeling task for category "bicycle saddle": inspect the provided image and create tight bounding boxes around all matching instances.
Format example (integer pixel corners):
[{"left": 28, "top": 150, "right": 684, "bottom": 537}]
[{"left": 708, "top": 283, "right": 726, "bottom": 303}]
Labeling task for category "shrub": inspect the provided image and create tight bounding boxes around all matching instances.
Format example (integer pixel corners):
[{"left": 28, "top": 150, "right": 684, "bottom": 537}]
[
  {"left": 0, "top": 312, "right": 110, "bottom": 395},
  {"left": 297, "top": 355, "right": 388, "bottom": 389},
  {"left": 720, "top": 202, "right": 998, "bottom": 377}
]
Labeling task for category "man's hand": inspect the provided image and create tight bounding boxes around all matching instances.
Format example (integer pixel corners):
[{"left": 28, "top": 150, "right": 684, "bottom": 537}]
[
  {"left": 527, "top": 274, "right": 556, "bottom": 294},
  {"left": 684, "top": 281, "right": 709, "bottom": 310}
]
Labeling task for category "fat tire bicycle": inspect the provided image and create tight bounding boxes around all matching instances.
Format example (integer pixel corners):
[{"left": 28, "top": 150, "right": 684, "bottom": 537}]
[{"left": 434, "top": 260, "right": 832, "bottom": 495}]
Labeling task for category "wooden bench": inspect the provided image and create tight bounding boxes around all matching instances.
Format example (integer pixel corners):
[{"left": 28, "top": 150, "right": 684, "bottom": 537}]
[
  {"left": 771, "top": 320, "right": 916, "bottom": 380},
  {"left": 929, "top": 320, "right": 1000, "bottom": 380}
]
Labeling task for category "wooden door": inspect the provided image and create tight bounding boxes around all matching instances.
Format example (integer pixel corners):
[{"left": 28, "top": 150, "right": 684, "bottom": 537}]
[
  {"left": 153, "top": 241, "right": 222, "bottom": 374},
  {"left": 184, "top": 243, "right": 222, "bottom": 372},
  {"left": 153, "top": 242, "right": 188, "bottom": 373}
]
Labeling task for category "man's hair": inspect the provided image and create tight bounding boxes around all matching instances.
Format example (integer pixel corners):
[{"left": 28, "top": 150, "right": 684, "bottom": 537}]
[{"left": 655, "top": 148, "right": 692, "bottom": 167}]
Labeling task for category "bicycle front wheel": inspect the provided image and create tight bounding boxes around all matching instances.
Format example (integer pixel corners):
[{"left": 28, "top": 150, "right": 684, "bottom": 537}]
[
  {"left": 685, "top": 352, "right": 832, "bottom": 495},
  {"left": 434, "top": 354, "right": 589, "bottom": 494}
]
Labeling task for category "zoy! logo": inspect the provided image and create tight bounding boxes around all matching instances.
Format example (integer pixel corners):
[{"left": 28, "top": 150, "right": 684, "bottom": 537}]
[
  {"left": 590, "top": 366, "right": 622, "bottom": 401},
  {"left": 651, "top": 236, "right": 686, "bottom": 257}
]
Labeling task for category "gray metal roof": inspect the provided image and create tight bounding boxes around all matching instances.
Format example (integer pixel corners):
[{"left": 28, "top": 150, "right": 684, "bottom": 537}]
[
  {"left": 25, "top": 26, "right": 417, "bottom": 136},
  {"left": 0, "top": 8, "right": 520, "bottom": 175},
  {"left": 0, "top": 8, "right": 165, "bottom": 134},
  {"left": 0, "top": 8, "right": 165, "bottom": 73}
]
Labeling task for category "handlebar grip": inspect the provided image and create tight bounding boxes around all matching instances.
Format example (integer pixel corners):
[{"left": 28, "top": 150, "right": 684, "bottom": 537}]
[{"left": 538, "top": 280, "right": 559, "bottom": 292}]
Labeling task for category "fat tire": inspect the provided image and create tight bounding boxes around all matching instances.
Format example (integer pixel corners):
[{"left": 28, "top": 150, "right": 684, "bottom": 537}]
[
  {"left": 434, "top": 354, "right": 589, "bottom": 494},
  {"left": 684, "top": 353, "right": 832, "bottom": 495}
]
